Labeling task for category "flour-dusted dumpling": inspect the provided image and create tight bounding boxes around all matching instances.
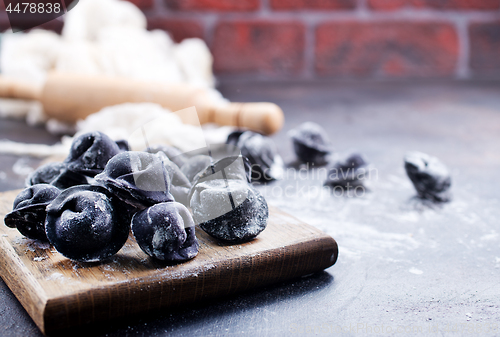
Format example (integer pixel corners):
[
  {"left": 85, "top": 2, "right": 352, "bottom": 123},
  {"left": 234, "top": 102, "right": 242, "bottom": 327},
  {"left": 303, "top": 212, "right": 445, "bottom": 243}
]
[
  {"left": 324, "top": 153, "right": 369, "bottom": 188},
  {"left": 189, "top": 154, "right": 269, "bottom": 242},
  {"left": 180, "top": 155, "right": 212, "bottom": 182},
  {"left": 155, "top": 152, "right": 191, "bottom": 205},
  {"left": 404, "top": 152, "right": 451, "bottom": 202},
  {"left": 95, "top": 151, "right": 174, "bottom": 209},
  {"left": 115, "top": 139, "right": 131, "bottom": 152},
  {"left": 45, "top": 185, "right": 131, "bottom": 262},
  {"left": 226, "top": 130, "right": 245, "bottom": 147},
  {"left": 132, "top": 202, "right": 198, "bottom": 262},
  {"left": 190, "top": 180, "right": 268, "bottom": 242},
  {"left": 146, "top": 144, "right": 188, "bottom": 168},
  {"left": 190, "top": 179, "right": 249, "bottom": 223},
  {"left": 187, "top": 155, "right": 252, "bottom": 205},
  {"left": 227, "top": 131, "right": 283, "bottom": 182},
  {"left": 193, "top": 155, "right": 251, "bottom": 185},
  {"left": 26, "top": 162, "right": 89, "bottom": 189},
  {"left": 4, "top": 184, "right": 61, "bottom": 241},
  {"left": 65, "top": 131, "right": 121, "bottom": 177},
  {"left": 289, "top": 122, "right": 332, "bottom": 165}
]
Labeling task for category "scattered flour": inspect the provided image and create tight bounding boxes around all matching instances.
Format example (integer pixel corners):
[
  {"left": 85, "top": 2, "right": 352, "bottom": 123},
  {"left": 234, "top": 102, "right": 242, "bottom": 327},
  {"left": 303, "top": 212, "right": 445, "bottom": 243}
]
[
  {"left": 480, "top": 231, "right": 498, "bottom": 241},
  {"left": 0, "top": 103, "right": 233, "bottom": 158},
  {"left": 0, "top": 140, "right": 69, "bottom": 158},
  {"left": 409, "top": 267, "right": 423, "bottom": 275},
  {"left": 335, "top": 223, "right": 420, "bottom": 260},
  {"left": 12, "top": 157, "right": 34, "bottom": 176},
  {"left": 47, "top": 272, "right": 64, "bottom": 281}
]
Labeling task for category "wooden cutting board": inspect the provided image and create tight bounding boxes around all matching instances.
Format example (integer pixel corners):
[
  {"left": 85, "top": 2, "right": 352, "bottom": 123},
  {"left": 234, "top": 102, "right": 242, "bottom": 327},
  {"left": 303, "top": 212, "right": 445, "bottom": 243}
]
[{"left": 0, "top": 189, "right": 338, "bottom": 335}]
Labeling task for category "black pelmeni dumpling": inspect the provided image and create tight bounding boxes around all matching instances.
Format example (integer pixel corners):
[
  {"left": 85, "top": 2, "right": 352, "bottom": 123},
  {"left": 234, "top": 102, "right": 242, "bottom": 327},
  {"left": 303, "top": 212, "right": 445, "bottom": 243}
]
[
  {"left": 146, "top": 145, "right": 188, "bottom": 168},
  {"left": 404, "top": 151, "right": 451, "bottom": 202},
  {"left": 226, "top": 130, "right": 245, "bottom": 147},
  {"left": 45, "top": 185, "right": 131, "bottom": 262},
  {"left": 4, "top": 184, "right": 61, "bottom": 241},
  {"left": 180, "top": 155, "right": 212, "bottom": 182},
  {"left": 115, "top": 139, "right": 131, "bottom": 152},
  {"left": 155, "top": 152, "right": 191, "bottom": 206},
  {"left": 324, "top": 153, "right": 369, "bottom": 188},
  {"left": 95, "top": 151, "right": 174, "bottom": 209},
  {"left": 132, "top": 202, "right": 198, "bottom": 262},
  {"left": 190, "top": 179, "right": 268, "bottom": 242},
  {"left": 26, "top": 162, "right": 89, "bottom": 189},
  {"left": 226, "top": 131, "right": 283, "bottom": 182},
  {"left": 193, "top": 155, "right": 251, "bottom": 184},
  {"left": 288, "top": 122, "right": 332, "bottom": 165},
  {"left": 188, "top": 155, "right": 251, "bottom": 203},
  {"left": 64, "top": 131, "right": 121, "bottom": 177}
]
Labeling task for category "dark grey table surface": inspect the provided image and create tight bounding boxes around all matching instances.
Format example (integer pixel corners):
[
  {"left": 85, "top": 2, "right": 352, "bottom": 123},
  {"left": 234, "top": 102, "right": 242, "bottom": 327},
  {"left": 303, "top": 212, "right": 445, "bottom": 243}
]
[{"left": 0, "top": 81, "right": 499, "bottom": 336}]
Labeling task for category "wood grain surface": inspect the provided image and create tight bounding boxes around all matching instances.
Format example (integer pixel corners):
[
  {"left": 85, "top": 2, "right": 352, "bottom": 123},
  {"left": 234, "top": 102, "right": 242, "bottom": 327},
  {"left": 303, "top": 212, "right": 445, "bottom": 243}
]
[{"left": 0, "top": 189, "right": 338, "bottom": 335}]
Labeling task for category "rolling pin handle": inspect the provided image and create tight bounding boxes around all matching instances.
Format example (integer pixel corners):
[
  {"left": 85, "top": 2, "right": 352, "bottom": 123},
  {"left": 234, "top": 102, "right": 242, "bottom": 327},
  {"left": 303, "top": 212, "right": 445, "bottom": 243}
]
[
  {"left": 0, "top": 76, "right": 42, "bottom": 101},
  {"left": 211, "top": 102, "right": 284, "bottom": 135}
]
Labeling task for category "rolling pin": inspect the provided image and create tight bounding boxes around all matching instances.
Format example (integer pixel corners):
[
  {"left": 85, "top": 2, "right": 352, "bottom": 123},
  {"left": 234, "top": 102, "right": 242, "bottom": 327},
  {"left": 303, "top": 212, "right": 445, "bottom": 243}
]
[{"left": 0, "top": 73, "right": 284, "bottom": 135}]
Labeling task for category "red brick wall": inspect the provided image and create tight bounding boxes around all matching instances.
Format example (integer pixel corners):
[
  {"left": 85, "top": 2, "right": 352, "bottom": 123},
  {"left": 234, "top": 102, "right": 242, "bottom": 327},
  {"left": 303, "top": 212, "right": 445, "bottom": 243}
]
[
  {"left": 143, "top": 0, "right": 500, "bottom": 79},
  {"left": 2, "top": 0, "right": 500, "bottom": 79}
]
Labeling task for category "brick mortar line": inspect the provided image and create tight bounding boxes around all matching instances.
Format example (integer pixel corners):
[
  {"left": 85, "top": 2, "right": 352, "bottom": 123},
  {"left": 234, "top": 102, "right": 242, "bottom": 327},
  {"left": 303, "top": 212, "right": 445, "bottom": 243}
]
[
  {"left": 302, "top": 20, "right": 315, "bottom": 79},
  {"left": 357, "top": 0, "right": 370, "bottom": 18},
  {"left": 455, "top": 18, "right": 470, "bottom": 79},
  {"left": 260, "top": 0, "right": 271, "bottom": 13},
  {"left": 143, "top": 11, "right": 500, "bottom": 22},
  {"left": 153, "top": 0, "right": 165, "bottom": 11},
  {"left": 215, "top": 74, "right": 500, "bottom": 83},
  {"left": 203, "top": 15, "right": 218, "bottom": 47}
]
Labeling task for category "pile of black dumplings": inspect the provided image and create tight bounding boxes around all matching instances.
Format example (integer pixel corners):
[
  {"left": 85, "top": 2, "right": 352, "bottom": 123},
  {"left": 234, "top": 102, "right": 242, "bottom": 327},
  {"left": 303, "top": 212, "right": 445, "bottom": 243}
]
[
  {"left": 4, "top": 132, "right": 198, "bottom": 263},
  {"left": 4, "top": 131, "right": 271, "bottom": 263}
]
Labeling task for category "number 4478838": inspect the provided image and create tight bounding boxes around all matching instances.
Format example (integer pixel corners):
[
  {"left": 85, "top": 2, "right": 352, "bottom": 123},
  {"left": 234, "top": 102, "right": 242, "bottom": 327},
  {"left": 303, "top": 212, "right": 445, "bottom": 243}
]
[{"left": 5, "top": 2, "right": 61, "bottom": 14}]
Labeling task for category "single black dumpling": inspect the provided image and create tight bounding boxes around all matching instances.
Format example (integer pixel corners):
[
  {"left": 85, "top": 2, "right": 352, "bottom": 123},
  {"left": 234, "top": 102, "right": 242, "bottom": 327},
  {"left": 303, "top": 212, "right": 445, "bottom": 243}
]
[
  {"left": 115, "top": 139, "right": 131, "bottom": 152},
  {"left": 226, "top": 130, "right": 245, "bottom": 146},
  {"left": 4, "top": 184, "right": 61, "bottom": 241},
  {"left": 193, "top": 155, "right": 252, "bottom": 185},
  {"left": 180, "top": 155, "right": 212, "bottom": 182},
  {"left": 26, "top": 161, "right": 89, "bottom": 189},
  {"left": 190, "top": 179, "right": 269, "bottom": 242},
  {"left": 132, "top": 202, "right": 198, "bottom": 262},
  {"left": 64, "top": 131, "right": 121, "bottom": 177},
  {"left": 146, "top": 144, "right": 188, "bottom": 168},
  {"left": 404, "top": 151, "right": 451, "bottom": 202},
  {"left": 227, "top": 131, "right": 283, "bottom": 182},
  {"left": 288, "top": 122, "right": 332, "bottom": 165},
  {"left": 154, "top": 152, "right": 192, "bottom": 206},
  {"left": 45, "top": 185, "right": 131, "bottom": 262},
  {"left": 188, "top": 155, "right": 252, "bottom": 203},
  {"left": 324, "top": 153, "right": 369, "bottom": 188},
  {"left": 95, "top": 151, "right": 174, "bottom": 209}
]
